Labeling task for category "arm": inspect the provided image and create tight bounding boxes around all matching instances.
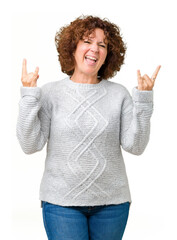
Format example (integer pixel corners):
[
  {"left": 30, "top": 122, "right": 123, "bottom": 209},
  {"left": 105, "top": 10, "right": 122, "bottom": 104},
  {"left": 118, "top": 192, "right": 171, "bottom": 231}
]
[
  {"left": 120, "top": 65, "right": 161, "bottom": 155},
  {"left": 16, "top": 85, "right": 51, "bottom": 154},
  {"left": 120, "top": 87, "right": 153, "bottom": 155}
]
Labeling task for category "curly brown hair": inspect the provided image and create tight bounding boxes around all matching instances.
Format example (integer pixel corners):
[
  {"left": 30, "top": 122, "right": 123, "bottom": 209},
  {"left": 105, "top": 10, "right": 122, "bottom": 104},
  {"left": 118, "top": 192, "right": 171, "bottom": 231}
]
[{"left": 55, "top": 15, "right": 127, "bottom": 80}]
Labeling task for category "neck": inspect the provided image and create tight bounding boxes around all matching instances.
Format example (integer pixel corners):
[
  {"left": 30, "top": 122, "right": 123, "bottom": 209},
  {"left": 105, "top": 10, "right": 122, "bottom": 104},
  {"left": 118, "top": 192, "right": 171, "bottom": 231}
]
[{"left": 70, "top": 72, "right": 100, "bottom": 84}]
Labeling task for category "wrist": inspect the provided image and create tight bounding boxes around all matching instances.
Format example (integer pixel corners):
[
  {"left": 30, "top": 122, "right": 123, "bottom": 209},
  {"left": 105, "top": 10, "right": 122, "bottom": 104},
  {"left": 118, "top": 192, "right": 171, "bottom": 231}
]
[{"left": 133, "top": 87, "right": 153, "bottom": 102}]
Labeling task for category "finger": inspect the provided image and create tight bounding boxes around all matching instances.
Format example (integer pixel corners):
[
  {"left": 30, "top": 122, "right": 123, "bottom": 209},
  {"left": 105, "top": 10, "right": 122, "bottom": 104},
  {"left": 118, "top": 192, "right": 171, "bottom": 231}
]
[
  {"left": 137, "top": 69, "right": 141, "bottom": 80},
  {"left": 143, "top": 74, "right": 153, "bottom": 89},
  {"left": 137, "top": 69, "right": 143, "bottom": 86},
  {"left": 34, "top": 66, "right": 39, "bottom": 76},
  {"left": 22, "top": 58, "right": 27, "bottom": 77},
  {"left": 151, "top": 65, "right": 161, "bottom": 83}
]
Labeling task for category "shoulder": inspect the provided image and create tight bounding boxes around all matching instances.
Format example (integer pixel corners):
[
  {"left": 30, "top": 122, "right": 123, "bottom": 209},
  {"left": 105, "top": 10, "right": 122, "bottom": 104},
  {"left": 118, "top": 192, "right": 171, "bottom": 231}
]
[
  {"left": 41, "top": 79, "right": 60, "bottom": 92},
  {"left": 40, "top": 78, "right": 66, "bottom": 97},
  {"left": 106, "top": 80, "right": 131, "bottom": 97}
]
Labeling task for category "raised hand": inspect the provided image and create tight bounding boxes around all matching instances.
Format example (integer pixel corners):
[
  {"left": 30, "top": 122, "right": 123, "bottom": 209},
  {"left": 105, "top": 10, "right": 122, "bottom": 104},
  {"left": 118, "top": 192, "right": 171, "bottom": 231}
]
[
  {"left": 137, "top": 65, "right": 161, "bottom": 91},
  {"left": 21, "top": 59, "right": 39, "bottom": 87}
]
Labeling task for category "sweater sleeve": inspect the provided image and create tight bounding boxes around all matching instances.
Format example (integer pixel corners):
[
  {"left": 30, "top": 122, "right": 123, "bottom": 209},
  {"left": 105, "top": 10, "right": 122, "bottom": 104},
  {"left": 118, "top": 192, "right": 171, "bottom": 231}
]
[
  {"left": 16, "top": 84, "right": 51, "bottom": 154},
  {"left": 120, "top": 86, "right": 153, "bottom": 155}
]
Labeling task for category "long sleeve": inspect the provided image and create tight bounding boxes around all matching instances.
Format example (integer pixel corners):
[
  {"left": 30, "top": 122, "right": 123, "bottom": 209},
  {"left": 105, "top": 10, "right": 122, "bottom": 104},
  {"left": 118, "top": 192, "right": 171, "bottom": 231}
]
[
  {"left": 15, "top": 76, "right": 155, "bottom": 206},
  {"left": 16, "top": 84, "right": 51, "bottom": 154},
  {"left": 120, "top": 86, "right": 153, "bottom": 155}
]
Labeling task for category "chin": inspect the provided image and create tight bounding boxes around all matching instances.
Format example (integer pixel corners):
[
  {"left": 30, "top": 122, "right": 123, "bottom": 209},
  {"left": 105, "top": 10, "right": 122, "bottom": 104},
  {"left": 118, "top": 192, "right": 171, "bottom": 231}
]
[{"left": 83, "top": 67, "right": 100, "bottom": 76}]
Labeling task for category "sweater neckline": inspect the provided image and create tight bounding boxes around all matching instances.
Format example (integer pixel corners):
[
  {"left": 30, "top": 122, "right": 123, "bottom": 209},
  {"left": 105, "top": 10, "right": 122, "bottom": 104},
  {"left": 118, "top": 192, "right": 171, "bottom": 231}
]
[{"left": 64, "top": 76, "right": 107, "bottom": 89}]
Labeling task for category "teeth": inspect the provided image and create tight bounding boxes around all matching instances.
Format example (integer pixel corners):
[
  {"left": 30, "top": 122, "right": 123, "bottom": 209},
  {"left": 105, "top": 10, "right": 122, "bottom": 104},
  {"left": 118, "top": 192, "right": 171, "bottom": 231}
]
[{"left": 85, "top": 56, "right": 97, "bottom": 62}]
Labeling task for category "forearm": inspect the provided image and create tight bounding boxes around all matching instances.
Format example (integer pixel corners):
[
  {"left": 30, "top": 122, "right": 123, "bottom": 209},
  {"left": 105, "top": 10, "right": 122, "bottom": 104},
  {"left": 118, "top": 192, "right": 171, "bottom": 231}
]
[
  {"left": 16, "top": 87, "right": 50, "bottom": 154},
  {"left": 120, "top": 87, "right": 153, "bottom": 155}
]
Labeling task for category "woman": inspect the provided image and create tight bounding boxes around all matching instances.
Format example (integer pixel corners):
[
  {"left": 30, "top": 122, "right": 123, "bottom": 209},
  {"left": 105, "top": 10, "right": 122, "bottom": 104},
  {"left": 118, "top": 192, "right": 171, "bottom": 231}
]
[{"left": 16, "top": 15, "right": 161, "bottom": 240}]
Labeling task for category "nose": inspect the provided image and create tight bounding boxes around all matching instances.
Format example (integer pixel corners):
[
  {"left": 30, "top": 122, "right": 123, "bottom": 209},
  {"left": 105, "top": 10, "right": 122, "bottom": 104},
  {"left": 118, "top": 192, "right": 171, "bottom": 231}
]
[{"left": 90, "top": 43, "right": 99, "bottom": 53}]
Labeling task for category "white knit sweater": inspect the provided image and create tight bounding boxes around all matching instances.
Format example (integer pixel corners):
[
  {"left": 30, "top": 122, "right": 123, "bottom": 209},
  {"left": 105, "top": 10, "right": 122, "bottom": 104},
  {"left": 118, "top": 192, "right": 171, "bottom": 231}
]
[{"left": 16, "top": 76, "right": 153, "bottom": 207}]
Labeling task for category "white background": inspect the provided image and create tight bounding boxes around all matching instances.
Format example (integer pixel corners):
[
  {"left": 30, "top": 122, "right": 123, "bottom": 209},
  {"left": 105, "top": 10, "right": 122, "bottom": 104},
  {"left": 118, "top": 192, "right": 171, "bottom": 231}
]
[{"left": 3, "top": 0, "right": 177, "bottom": 239}]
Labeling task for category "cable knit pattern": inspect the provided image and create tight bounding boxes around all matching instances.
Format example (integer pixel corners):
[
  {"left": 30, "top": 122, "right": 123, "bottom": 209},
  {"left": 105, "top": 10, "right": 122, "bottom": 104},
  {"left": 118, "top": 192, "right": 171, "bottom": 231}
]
[{"left": 16, "top": 77, "right": 153, "bottom": 207}]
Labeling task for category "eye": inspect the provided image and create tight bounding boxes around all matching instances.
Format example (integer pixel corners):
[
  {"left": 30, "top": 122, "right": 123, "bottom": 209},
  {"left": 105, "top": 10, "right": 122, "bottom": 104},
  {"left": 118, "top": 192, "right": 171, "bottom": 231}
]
[
  {"left": 84, "top": 40, "right": 91, "bottom": 44},
  {"left": 99, "top": 44, "right": 106, "bottom": 48}
]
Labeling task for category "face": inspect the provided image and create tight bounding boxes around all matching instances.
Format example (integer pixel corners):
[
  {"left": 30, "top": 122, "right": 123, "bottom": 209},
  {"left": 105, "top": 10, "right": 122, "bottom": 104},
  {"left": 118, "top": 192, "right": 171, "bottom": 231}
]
[{"left": 73, "top": 28, "right": 108, "bottom": 78}]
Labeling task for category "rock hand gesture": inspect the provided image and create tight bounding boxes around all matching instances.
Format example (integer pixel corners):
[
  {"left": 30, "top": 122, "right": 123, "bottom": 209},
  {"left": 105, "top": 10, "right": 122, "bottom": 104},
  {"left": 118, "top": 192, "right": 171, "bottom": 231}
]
[
  {"left": 137, "top": 65, "right": 161, "bottom": 91},
  {"left": 21, "top": 59, "right": 39, "bottom": 87}
]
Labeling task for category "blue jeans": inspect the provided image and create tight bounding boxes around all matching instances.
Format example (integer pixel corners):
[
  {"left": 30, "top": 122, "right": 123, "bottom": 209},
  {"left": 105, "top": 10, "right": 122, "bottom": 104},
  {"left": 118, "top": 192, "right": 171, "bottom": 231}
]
[{"left": 42, "top": 201, "right": 130, "bottom": 240}]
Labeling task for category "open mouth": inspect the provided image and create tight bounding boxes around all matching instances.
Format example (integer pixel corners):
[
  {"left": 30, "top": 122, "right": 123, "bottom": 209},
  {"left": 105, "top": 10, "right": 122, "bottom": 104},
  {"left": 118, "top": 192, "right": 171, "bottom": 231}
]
[{"left": 85, "top": 56, "right": 97, "bottom": 62}]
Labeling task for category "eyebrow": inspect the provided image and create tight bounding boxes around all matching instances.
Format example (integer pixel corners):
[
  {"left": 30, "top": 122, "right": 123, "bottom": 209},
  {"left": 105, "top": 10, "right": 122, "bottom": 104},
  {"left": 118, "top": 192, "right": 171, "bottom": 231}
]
[{"left": 85, "top": 37, "right": 107, "bottom": 44}]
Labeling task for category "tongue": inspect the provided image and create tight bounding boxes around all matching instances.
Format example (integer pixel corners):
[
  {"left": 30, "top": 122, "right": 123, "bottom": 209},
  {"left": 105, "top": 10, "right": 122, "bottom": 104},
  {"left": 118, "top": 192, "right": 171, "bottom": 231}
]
[{"left": 85, "top": 57, "right": 96, "bottom": 65}]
